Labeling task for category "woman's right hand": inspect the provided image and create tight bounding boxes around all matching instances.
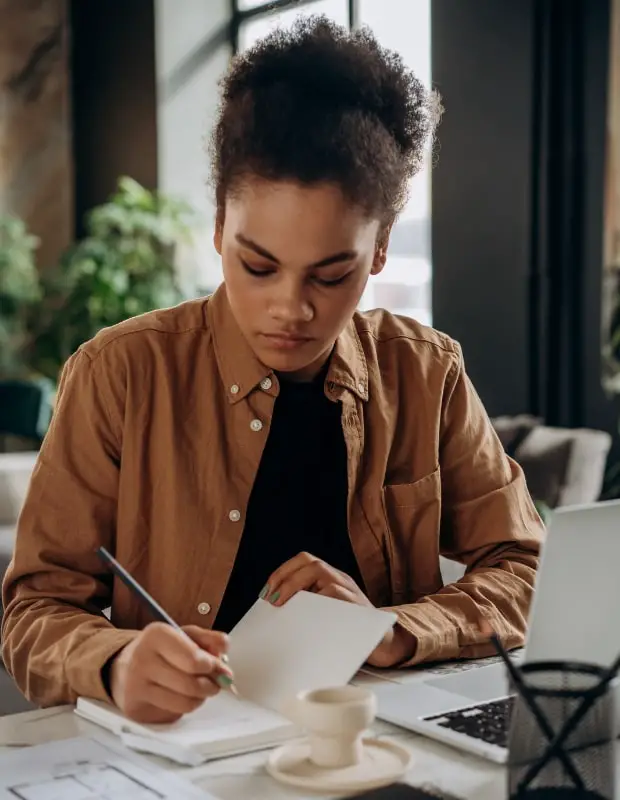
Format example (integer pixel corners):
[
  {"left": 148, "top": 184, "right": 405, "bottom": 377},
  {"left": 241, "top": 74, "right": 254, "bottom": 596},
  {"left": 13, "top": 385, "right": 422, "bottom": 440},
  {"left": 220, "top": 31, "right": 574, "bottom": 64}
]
[{"left": 109, "top": 622, "right": 232, "bottom": 723}]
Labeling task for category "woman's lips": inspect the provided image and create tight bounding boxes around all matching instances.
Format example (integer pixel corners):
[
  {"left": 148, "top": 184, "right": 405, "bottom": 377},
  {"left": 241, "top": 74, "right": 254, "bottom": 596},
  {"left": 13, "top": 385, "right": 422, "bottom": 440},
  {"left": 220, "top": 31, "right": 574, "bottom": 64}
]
[{"left": 260, "top": 333, "right": 314, "bottom": 349}]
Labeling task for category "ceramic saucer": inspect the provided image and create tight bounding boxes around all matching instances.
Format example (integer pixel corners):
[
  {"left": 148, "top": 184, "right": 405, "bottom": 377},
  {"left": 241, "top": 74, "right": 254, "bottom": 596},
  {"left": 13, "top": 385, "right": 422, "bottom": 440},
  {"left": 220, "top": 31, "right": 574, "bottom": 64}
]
[{"left": 266, "top": 737, "right": 412, "bottom": 794}]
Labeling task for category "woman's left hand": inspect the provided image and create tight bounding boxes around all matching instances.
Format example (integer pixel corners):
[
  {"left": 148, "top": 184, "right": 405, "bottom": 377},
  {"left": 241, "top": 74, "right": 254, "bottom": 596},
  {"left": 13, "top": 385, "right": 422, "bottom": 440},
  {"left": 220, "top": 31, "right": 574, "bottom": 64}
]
[
  {"left": 262, "top": 551, "right": 372, "bottom": 608},
  {"left": 262, "top": 552, "right": 416, "bottom": 667}
]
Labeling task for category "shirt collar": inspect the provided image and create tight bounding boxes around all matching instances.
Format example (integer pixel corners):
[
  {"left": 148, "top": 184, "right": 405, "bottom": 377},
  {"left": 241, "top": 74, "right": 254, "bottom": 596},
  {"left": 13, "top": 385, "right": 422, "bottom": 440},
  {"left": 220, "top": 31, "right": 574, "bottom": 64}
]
[
  {"left": 208, "top": 285, "right": 272, "bottom": 404},
  {"left": 208, "top": 284, "right": 369, "bottom": 403},
  {"left": 326, "top": 319, "right": 369, "bottom": 402}
]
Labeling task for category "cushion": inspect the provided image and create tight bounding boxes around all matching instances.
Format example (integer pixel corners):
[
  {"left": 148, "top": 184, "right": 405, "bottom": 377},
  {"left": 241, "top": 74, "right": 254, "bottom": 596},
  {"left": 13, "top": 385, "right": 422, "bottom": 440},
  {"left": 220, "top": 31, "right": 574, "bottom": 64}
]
[
  {"left": 514, "top": 426, "right": 612, "bottom": 508},
  {"left": 492, "top": 414, "right": 541, "bottom": 457}
]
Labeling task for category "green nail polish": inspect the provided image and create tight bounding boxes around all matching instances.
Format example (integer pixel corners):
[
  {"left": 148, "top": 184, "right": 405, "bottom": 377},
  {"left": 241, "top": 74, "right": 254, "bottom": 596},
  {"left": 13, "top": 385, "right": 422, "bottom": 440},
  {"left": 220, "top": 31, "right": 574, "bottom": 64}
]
[
  {"left": 216, "top": 674, "right": 234, "bottom": 689},
  {"left": 259, "top": 584, "right": 269, "bottom": 600},
  {"left": 269, "top": 591, "right": 280, "bottom": 604}
]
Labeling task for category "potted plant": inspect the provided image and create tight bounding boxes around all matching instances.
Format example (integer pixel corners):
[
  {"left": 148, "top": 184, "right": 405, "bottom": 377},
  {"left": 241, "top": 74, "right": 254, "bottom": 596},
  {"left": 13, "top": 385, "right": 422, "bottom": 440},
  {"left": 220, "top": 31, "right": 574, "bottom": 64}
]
[
  {"left": 28, "top": 176, "right": 198, "bottom": 382},
  {"left": 0, "top": 216, "right": 55, "bottom": 447}
]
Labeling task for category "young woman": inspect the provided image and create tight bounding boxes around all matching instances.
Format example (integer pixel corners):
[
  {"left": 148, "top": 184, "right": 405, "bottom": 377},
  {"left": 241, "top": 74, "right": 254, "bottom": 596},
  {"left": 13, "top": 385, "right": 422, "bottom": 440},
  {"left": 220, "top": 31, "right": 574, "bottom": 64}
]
[{"left": 2, "top": 17, "right": 543, "bottom": 724}]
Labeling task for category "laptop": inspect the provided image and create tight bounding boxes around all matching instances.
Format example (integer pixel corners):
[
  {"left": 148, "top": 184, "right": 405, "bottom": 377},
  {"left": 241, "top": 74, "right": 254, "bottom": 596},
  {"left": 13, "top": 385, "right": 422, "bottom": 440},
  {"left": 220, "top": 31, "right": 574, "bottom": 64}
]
[{"left": 373, "top": 498, "right": 620, "bottom": 763}]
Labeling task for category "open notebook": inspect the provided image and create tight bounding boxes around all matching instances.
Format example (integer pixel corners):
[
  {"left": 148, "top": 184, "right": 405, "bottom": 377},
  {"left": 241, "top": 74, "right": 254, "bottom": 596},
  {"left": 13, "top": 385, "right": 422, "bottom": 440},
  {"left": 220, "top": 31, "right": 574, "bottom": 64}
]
[
  {"left": 75, "top": 592, "right": 396, "bottom": 765},
  {"left": 75, "top": 691, "right": 294, "bottom": 766}
]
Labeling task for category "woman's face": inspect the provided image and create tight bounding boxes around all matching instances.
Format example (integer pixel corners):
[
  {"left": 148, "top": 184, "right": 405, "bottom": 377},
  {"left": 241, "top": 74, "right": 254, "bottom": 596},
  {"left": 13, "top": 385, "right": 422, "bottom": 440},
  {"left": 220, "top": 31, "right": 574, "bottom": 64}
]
[{"left": 215, "top": 179, "right": 386, "bottom": 381}]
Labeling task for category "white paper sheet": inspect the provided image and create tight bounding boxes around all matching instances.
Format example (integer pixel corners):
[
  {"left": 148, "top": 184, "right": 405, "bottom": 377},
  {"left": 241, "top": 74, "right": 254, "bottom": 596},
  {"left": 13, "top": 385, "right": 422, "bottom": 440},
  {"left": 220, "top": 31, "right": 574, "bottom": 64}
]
[
  {"left": 0, "top": 736, "right": 215, "bottom": 799},
  {"left": 228, "top": 590, "right": 397, "bottom": 715}
]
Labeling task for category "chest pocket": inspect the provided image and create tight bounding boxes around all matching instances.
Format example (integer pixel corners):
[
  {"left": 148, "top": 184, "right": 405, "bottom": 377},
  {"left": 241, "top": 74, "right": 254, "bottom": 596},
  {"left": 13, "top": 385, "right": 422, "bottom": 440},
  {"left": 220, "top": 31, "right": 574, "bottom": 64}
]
[{"left": 381, "top": 467, "right": 442, "bottom": 602}]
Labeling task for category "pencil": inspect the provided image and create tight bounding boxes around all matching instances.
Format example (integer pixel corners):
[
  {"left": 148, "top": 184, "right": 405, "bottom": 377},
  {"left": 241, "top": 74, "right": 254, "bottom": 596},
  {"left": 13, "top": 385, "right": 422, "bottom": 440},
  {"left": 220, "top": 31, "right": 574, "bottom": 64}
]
[{"left": 96, "top": 546, "right": 238, "bottom": 696}]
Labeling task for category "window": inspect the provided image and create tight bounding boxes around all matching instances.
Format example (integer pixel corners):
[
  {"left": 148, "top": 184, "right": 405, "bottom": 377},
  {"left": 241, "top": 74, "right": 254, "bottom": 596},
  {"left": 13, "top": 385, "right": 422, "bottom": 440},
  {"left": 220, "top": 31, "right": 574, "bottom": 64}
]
[
  {"left": 238, "top": 1, "right": 348, "bottom": 50},
  {"left": 357, "top": 0, "right": 433, "bottom": 326}
]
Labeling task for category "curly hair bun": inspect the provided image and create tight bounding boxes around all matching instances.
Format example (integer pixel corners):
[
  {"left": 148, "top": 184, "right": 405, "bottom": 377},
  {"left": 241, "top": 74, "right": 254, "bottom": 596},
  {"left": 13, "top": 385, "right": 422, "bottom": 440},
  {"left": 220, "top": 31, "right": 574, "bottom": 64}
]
[{"left": 211, "top": 15, "right": 441, "bottom": 222}]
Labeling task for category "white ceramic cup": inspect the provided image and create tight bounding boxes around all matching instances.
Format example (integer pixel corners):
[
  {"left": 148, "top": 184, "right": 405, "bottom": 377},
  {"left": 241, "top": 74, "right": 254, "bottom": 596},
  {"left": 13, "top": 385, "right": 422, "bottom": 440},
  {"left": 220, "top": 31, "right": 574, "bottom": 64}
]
[{"left": 293, "top": 685, "right": 377, "bottom": 769}]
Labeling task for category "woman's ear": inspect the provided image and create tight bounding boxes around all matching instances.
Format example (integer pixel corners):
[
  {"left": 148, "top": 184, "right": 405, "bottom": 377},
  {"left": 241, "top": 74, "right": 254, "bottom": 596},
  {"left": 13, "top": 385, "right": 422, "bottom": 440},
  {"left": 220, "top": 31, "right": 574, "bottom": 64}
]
[
  {"left": 213, "top": 204, "right": 226, "bottom": 254},
  {"left": 370, "top": 249, "right": 386, "bottom": 276},
  {"left": 371, "top": 225, "right": 392, "bottom": 275},
  {"left": 213, "top": 222, "right": 223, "bottom": 255}
]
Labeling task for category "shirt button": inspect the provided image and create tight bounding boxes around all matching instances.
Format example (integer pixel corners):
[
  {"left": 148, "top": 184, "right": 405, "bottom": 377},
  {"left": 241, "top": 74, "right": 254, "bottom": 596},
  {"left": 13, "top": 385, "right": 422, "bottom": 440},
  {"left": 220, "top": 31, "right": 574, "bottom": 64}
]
[
  {"left": 197, "top": 602, "right": 211, "bottom": 615},
  {"left": 250, "top": 419, "right": 263, "bottom": 432},
  {"left": 230, "top": 384, "right": 240, "bottom": 395},
  {"left": 260, "top": 377, "right": 272, "bottom": 391},
  {"left": 229, "top": 509, "right": 241, "bottom": 522},
  {"left": 358, "top": 382, "right": 365, "bottom": 394}
]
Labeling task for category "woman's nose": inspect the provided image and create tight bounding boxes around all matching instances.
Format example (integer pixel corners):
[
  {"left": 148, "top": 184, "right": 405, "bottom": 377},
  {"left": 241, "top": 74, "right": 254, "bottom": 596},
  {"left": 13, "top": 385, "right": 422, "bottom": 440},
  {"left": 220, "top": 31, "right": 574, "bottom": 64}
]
[{"left": 268, "top": 283, "right": 314, "bottom": 324}]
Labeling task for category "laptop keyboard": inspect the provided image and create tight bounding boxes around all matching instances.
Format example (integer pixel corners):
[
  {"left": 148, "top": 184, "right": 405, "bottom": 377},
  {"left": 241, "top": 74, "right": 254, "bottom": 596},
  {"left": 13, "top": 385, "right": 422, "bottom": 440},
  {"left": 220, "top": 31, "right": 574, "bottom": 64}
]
[{"left": 423, "top": 696, "right": 516, "bottom": 748}]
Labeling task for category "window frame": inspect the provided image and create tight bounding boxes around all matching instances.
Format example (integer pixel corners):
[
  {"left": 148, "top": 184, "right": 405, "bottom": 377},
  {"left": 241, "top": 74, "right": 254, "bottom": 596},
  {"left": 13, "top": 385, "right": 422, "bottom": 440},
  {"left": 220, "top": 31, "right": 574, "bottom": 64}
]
[{"left": 230, "top": 0, "right": 357, "bottom": 53}]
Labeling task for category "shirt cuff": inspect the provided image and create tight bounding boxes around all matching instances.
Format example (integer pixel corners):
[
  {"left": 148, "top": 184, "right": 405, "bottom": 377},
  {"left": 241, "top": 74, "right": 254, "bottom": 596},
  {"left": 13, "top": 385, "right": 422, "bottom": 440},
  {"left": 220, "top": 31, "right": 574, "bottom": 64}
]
[
  {"left": 65, "top": 629, "right": 140, "bottom": 703},
  {"left": 381, "top": 602, "right": 458, "bottom": 668}
]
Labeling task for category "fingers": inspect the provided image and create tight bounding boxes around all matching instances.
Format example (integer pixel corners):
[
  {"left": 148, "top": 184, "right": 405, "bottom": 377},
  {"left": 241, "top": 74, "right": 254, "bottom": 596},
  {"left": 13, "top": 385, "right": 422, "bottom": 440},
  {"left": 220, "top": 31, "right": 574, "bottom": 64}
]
[
  {"left": 262, "top": 552, "right": 365, "bottom": 608},
  {"left": 109, "top": 622, "right": 234, "bottom": 724},
  {"left": 181, "top": 627, "right": 235, "bottom": 690},
  {"left": 148, "top": 653, "right": 221, "bottom": 700},
  {"left": 265, "top": 552, "right": 344, "bottom": 604},
  {"left": 146, "top": 624, "right": 230, "bottom": 679},
  {"left": 269, "top": 562, "right": 325, "bottom": 606},
  {"left": 263, "top": 551, "right": 318, "bottom": 601},
  {"left": 140, "top": 682, "right": 211, "bottom": 718},
  {"left": 316, "top": 584, "right": 356, "bottom": 603},
  {"left": 183, "top": 626, "right": 229, "bottom": 658}
]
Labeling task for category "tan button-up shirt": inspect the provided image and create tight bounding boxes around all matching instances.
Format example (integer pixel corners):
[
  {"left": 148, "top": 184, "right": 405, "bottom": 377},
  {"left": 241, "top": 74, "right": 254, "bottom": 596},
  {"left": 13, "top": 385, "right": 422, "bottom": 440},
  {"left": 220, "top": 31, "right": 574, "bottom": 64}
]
[{"left": 2, "top": 286, "right": 544, "bottom": 707}]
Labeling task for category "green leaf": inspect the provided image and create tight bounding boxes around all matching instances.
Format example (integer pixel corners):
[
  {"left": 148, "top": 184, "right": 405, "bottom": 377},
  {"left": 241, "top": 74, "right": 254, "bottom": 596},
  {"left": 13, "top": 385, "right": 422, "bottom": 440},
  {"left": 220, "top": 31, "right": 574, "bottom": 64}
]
[
  {"left": 21, "top": 176, "right": 193, "bottom": 381},
  {"left": 0, "top": 215, "right": 41, "bottom": 377}
]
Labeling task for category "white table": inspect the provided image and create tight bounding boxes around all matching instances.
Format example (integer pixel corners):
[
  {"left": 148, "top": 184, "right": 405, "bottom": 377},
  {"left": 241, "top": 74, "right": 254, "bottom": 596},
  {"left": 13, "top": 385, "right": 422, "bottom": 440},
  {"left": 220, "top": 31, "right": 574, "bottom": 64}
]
[{"left": 0, "top": 667, "right": 507, "bottom": 800}]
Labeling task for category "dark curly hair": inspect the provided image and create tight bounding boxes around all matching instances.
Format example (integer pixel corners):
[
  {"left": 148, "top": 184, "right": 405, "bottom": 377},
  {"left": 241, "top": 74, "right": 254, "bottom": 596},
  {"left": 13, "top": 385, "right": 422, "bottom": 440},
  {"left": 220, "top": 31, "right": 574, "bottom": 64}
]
[{"left": 210, "top": 14, "right": 441, "bottom": 226}]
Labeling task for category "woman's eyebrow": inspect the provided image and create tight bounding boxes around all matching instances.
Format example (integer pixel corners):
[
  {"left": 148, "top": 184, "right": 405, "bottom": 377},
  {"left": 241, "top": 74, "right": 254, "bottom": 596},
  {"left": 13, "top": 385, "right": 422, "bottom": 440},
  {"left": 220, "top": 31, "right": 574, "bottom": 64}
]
[{"left": 235, "top": 233, "right": 357, "bottom": 268}]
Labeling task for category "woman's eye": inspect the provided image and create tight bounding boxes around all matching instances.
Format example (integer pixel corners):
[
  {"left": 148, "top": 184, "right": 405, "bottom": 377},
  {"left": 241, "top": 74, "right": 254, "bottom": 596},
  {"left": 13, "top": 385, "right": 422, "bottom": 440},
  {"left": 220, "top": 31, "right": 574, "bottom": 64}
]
[
  {"left": 241, "top": 259, "right": 273, "bottom": 277},
  {"left": 314, "top": 273, "right": 351, "bottom": 287},
  {"left": 241, "top": 257, "right": 351, "bottom": 286}
]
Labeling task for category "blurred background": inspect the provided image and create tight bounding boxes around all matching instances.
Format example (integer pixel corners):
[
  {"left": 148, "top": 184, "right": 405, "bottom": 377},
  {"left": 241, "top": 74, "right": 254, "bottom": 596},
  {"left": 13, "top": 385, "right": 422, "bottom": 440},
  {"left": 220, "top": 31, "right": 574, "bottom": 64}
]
[{"left": 1, "top": 0, "right": 620, "bottom": 500}]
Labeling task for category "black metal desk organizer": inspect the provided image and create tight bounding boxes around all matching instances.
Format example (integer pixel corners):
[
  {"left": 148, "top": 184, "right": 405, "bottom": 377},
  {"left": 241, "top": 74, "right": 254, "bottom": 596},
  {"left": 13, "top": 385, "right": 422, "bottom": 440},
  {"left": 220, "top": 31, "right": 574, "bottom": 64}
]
[{"left": 505, "top": 657, "right": 618, "bottom": 800}]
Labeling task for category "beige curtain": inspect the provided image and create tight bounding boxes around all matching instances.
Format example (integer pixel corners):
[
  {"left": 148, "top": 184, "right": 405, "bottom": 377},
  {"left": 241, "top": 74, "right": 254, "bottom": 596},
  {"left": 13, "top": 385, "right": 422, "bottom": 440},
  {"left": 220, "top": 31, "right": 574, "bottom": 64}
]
[{"left": 602, "top": 0, "right": 620, "bottom": 392}]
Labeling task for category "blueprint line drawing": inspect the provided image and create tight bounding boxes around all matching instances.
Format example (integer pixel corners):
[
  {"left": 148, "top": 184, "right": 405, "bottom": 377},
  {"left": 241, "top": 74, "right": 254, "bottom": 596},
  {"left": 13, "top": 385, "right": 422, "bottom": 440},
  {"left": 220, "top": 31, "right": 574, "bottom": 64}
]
[
  {"left": 8, "top": 760, "right": 164, "bottom": 799},
  {"left": 0, "top": 737, "right": 212, "bottom": 800}
]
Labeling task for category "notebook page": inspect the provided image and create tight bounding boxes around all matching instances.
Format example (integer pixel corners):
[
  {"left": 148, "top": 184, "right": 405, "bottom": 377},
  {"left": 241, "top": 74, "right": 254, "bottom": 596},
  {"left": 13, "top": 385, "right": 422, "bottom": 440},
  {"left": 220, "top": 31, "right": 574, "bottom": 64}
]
[
  {"left": 149, "top": 692, "right": 291, "bottom": 747},
  {"left": 228, "top": 591, "right": 397, "bottom": 716},
  {"left": 77, "top": 692, "right": 292, "bottom": 750}
]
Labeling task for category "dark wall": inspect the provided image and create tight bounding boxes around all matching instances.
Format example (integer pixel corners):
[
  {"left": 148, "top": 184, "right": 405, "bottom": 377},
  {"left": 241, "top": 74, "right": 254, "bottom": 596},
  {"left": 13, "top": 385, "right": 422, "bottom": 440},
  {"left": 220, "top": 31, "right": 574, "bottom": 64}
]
[
  {"left": 70, "top": 0, "right": 158, "bottom": 236},
  {"left": 432, "top": 0, "right": 617, "bottom": 436},
  {"left": 431, "top": 0, "right": 536, "bottom": 417},
  {"left": 582, "top": 0, "right": 618, "bottom": 438}
]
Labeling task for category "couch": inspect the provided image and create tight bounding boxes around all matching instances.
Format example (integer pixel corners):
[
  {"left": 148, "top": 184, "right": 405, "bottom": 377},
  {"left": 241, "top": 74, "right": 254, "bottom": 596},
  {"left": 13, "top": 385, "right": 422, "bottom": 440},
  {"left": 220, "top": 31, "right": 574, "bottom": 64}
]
[
  {"left": 0, "top": 453, "right": 38, "bottom": 714},
  {"left": 0, "top": 419, "right": 613, "bottom": 714},
  {"left": 492, "top": 415, "right": 612, "bottom": 510}
]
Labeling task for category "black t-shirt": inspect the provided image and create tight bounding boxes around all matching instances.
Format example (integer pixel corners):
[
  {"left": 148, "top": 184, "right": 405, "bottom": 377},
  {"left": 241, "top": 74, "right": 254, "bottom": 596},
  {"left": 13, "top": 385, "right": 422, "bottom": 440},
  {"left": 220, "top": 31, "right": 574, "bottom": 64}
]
[{"left": 214, "top": 372, "right": 364, "bottom": 633}]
